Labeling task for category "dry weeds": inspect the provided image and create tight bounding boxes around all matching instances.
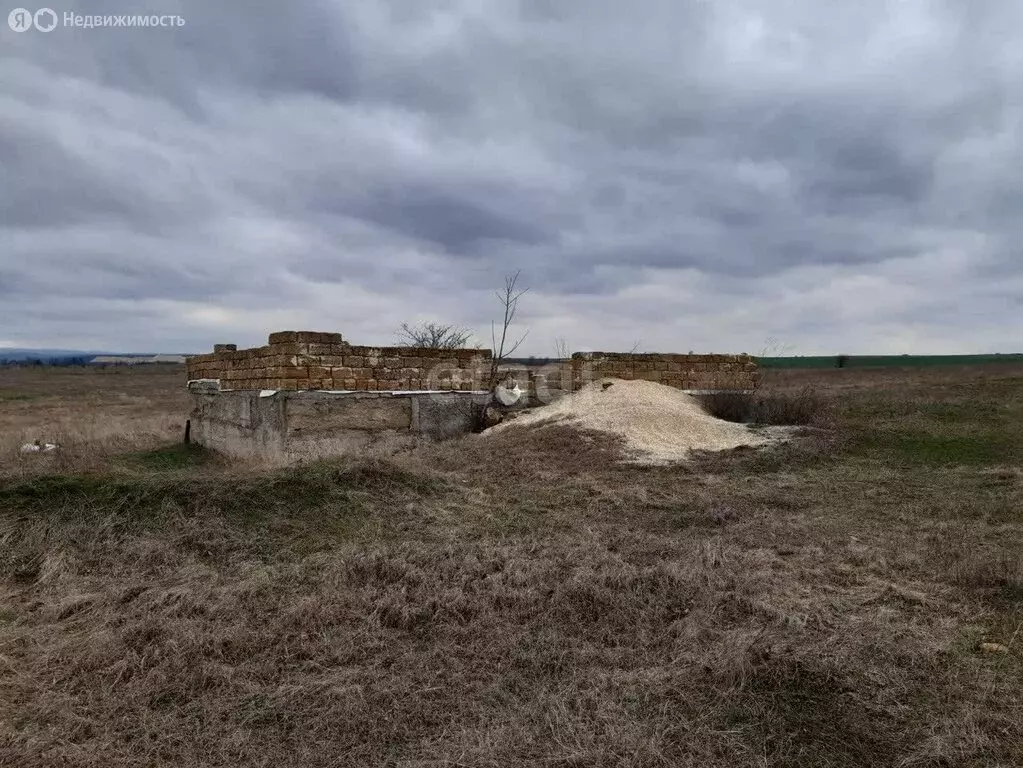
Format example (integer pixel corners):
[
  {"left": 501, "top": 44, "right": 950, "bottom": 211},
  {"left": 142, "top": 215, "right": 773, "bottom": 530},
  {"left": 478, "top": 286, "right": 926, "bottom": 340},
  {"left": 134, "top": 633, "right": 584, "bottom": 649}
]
[{"left": 0, "top": 363, "right": 1021, "bottom": 767}]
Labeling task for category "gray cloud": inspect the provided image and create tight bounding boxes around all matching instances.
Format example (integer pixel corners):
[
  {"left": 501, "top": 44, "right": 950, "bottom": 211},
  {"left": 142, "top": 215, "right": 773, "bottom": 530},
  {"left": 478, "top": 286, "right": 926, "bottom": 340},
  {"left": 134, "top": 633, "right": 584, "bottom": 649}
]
[{"left": 1, "top": 0, "right": 1022, "bottom": 354}]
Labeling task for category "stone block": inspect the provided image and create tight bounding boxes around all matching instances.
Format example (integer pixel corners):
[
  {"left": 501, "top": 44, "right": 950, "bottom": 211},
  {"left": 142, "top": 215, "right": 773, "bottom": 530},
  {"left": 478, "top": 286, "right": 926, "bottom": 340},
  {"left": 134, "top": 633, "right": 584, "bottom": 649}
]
[
  {"left": 269, "top": 342, "right": 303, "bottom": 355},
  {"left": 307, "top": 366, "right": 332, "bottom": 380},
  {"left": 280, "top": 366, "right": 307, "bottom": 379}
]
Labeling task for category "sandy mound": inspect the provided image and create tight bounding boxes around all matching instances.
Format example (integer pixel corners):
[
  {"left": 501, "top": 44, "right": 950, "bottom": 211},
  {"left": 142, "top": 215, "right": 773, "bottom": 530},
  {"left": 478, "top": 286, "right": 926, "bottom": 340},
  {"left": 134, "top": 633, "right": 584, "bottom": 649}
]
[{"left": 486, "top": 379, "right": 778, "bottom": 464}]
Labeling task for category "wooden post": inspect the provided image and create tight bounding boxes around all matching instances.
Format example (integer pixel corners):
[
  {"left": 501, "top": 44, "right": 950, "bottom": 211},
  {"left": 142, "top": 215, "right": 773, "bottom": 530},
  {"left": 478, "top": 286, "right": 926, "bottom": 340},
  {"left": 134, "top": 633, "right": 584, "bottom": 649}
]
[{"left": 184, "top": 419, "right": 191, "bottom": 445}]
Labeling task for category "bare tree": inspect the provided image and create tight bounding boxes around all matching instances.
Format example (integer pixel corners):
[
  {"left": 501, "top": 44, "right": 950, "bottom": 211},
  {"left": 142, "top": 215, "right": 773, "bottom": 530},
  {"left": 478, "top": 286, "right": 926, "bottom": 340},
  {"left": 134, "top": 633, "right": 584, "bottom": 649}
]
[
  {"left": 553, "top": 337, "right": 571, "bottom": 359},
  {"left": 488, "top": 270, "right": 529, "bottom": 389},
  {"left": 396, "top": 322, "right": 476, "bottom": 350}
]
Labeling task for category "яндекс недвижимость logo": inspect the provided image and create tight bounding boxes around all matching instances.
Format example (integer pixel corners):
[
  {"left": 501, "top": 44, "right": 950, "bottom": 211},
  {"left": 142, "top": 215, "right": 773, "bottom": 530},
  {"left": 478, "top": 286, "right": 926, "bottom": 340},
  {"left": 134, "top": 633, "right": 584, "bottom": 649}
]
[
  {"left": 8, "top": 7, "right": 57, "bottom": 31},
  {"left": 8, "top": 8, "right": 184, "bottom": 31}
]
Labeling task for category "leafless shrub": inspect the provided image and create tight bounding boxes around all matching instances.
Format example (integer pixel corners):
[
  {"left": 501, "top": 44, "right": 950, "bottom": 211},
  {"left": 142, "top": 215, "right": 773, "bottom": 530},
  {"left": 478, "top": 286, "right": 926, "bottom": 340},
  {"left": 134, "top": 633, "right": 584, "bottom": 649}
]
[
  {"left": 396, "top": 321, "right": 476, "bottom": 349},
  {"left": 697, "top": 391, "right": 758, "bottom": 423},
  {"left": 697, "top": 387, "right": 829, "bottom": 426}
]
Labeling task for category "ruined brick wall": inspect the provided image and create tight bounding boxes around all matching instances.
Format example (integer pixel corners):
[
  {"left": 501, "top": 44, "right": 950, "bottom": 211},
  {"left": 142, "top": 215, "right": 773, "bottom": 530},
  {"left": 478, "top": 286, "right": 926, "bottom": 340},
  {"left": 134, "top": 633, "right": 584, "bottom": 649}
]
[
  {"left": 186, "top": 332, "right": 759, "bottom": 394},
  {"left": 503, "top": 351, "right": 760, "bottom": 401},
  {"left": 186, "top": 331, "right": 492, "bottom": 391},
  {"left": 572, "top": 351, "right": 759, "bottom": 390}
]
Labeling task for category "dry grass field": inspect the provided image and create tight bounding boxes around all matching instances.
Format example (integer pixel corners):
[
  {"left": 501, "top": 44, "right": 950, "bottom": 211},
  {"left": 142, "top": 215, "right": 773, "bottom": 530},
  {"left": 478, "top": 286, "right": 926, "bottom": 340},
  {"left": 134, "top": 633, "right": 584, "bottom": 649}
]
[{"left": 0, "top": 363, "right": 1021, "bottom": 767}]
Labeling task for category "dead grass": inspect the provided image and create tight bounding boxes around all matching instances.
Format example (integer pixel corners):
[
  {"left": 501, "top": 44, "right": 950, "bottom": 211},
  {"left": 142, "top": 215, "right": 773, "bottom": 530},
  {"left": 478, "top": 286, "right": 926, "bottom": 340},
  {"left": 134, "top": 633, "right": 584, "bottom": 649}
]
[
  {"left": 0, "top": 363, "right": 1021, "bottom": 766},
  {"left": 697, "top": 387, "right": 830, "bottom": 427},
  {"left": 0, "top": 365, "right": 190, "bottom": 476}
]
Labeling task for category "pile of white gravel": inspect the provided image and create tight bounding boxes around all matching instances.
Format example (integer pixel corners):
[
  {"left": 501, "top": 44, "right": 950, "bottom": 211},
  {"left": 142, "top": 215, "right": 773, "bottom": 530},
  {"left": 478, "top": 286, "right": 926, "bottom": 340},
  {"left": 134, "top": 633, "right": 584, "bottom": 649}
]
[{"left": 486, "top": 378, "right": 780, "bottom": 464}]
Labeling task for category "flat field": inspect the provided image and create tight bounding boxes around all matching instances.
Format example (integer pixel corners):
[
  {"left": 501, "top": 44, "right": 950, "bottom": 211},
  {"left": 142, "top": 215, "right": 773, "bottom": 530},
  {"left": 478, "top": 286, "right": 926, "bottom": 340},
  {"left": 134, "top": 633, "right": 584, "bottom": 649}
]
[
  {"left": 0, "top": 363, "right": 1020, "bottom": 767},
  {"left": 758, "top": 354, "right": 1023, "bottom": 369}
]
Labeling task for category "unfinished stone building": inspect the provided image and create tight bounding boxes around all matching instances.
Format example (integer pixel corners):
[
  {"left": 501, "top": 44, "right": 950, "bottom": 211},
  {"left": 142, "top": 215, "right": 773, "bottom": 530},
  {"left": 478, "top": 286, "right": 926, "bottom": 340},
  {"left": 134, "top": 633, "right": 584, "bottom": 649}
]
[{"left": 186, "top": 331, "right": 759, "bottom": 459}]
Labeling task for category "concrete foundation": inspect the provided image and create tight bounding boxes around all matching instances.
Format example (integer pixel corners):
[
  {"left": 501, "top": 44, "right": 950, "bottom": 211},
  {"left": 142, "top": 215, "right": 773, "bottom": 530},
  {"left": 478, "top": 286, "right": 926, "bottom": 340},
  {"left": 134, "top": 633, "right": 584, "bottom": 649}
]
[{"left": 188, "top": 384, "right": 486, "bottom": 460}]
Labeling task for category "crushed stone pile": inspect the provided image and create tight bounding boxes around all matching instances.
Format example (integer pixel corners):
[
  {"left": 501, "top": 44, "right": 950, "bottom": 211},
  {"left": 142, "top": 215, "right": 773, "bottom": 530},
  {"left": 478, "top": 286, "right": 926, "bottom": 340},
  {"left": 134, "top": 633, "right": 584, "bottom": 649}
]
[{"left": 486, "top": 378, "right": 779, "bottom": 464}]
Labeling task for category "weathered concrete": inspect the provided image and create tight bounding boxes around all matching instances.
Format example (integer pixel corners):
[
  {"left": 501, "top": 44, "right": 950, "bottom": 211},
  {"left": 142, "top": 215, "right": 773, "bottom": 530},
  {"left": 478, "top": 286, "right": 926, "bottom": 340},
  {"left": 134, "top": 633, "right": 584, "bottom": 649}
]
[
  {"left": 189, "top": 390, "right": 287, "bottom": 459},
  {"left": 287, "top": 394, "right": 413, "bottom": 436},
  {"left": 188, "top": 385, "right": 486, "bottom": 460}
]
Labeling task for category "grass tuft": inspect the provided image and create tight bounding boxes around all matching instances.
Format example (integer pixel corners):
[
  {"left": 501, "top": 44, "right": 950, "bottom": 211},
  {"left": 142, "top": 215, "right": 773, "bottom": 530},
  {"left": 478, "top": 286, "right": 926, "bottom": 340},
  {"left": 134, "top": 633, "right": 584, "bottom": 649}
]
[{"left": 118, "top": 442, "right": 213, "bottom": 470}]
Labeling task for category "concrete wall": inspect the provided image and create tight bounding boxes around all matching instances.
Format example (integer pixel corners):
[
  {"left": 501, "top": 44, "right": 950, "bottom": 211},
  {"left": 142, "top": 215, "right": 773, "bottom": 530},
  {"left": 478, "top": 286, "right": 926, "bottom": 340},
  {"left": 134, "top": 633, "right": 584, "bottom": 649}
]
[{"left": 188, "top": 384, "right": 483, "bottom": 460}]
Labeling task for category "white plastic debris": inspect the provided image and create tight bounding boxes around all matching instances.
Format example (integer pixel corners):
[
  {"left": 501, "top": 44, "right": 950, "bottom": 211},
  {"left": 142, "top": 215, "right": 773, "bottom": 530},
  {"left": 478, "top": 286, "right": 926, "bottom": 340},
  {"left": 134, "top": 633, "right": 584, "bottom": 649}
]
[
  {"left": 494, "top": 377, "right": 522, "bottom": 406},
  {"left": 20, "top": 440, "right": 58, "bottom": 454}
]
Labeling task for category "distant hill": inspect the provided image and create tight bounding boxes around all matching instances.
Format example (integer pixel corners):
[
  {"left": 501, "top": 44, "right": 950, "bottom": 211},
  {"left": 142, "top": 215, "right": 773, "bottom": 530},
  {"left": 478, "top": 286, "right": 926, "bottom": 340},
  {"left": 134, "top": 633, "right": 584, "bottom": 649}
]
[
  {"left": 89, "top": 354, "right": 188, "bottom": 364},
  {"left": 0, "top": 348, "right": 109, "bottom": 361},
  {"left": 0, "top": 349, "right": 192, "bottom": 365}
]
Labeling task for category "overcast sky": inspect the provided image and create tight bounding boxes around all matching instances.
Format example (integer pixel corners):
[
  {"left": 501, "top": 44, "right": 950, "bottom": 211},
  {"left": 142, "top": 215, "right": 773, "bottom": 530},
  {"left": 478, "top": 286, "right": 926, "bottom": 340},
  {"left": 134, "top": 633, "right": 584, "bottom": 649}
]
[{"left": 2, "top": 1, "right": 1021, "bottom": 355}]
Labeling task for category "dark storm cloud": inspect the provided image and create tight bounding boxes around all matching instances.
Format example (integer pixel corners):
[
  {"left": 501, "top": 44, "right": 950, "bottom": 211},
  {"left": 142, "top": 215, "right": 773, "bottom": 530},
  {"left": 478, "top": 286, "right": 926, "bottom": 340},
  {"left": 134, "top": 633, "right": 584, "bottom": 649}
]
[
  {"left": 351, "top": 184, "right": 551, "bottom": 254},
  {"left": 2, "top": 0, "right": 1022, "bottom": 353},
  {"left": 0, "top": 119, "right": 176, "bottom": 230}
]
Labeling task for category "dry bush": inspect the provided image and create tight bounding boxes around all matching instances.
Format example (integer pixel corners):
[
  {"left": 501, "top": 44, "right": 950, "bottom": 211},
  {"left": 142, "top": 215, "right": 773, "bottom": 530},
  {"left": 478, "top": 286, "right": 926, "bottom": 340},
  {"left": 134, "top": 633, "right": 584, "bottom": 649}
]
[{"left": 697, "top": 387, "right": 830, "bottom": 427}]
